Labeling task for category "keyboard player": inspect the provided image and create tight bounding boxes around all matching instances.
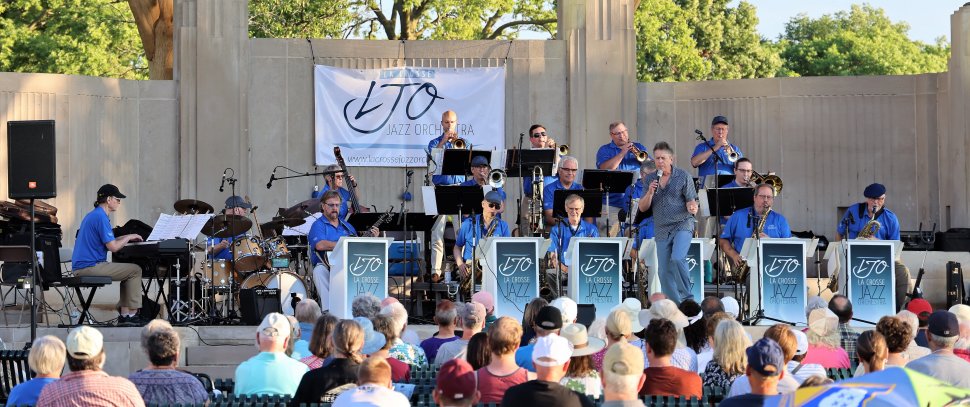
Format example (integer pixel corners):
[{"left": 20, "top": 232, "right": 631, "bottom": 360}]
[{"left": 71, "top": 184, "right": 147, "bottom": 327}]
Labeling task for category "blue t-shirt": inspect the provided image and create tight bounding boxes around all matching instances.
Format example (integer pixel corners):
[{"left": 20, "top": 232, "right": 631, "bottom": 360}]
[
  {"left": 321, "top": 185, "right": 353, "bottom": 220},
  {"left": 595, "top": 142, "right": 648, "bottom": 208},
  {"left": 234, "top": 352, "right": 309, "bottom": 396},
  {"left": 692, "top": 140, "right": 743, "bottom": 177},
  {"left": 428, "top": 136, "right": 467, "bottom": 186},
  {"left": 720, "top": 207, "right": 793, "bottom": 252},
  {"left": 308, "top": 217, "right": 357, "bottom": 266},
  {"left": 454, "top": 215, "right": 511, "bottom": 261},
  {"left": 542, "top": 180, "right": 584, "bottom": 212},
  {"left": 523, "top": 175, "right": 559, "bottom": 196},
  {"left": 208, "top": 234, "right": 245, "bottom": 260},
  {"left": 515, "top": 343, "right": 536, "bottom": 372},
  {"left": 548, "top": 220, "right": 599, "bottom": 266},
  {"left": 837, "top": 203, "right": 901, "bottom": 240},
  {"left": 722, "top": 180, "right": 747, "bottom": 189},
  {"left": 71, "top": 206, "right": 115, "bottom": 270},
  {"left": 6, "top": 377, "right": 57, "bottom": 406}
]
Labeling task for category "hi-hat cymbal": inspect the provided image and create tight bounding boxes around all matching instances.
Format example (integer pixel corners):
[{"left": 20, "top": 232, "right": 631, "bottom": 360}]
[
  {"left": 201, "top": 214, "right": 252, "bottom": 238},
  {"left": 174, "top": 199, "right": 215, "bottom": 214}
]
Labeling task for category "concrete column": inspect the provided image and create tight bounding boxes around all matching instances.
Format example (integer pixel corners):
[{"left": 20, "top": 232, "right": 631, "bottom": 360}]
[
  {"left": 559, "top": 0, "right": 639, "bottom": 164},
  {"left": 944, "top": 6, "right": 970, "bottom": 229}
]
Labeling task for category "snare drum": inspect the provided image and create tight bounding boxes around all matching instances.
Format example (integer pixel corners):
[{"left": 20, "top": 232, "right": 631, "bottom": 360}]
[
  {"left": 240, "top": 272, "right": 308, "bottom": 315},
  {"left": 233, "top": 236, "right": 265, "bottom": 272}
]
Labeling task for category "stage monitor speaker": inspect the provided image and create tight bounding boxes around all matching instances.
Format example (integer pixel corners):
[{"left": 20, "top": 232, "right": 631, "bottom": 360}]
[
  {"left": 576, "top": 304, "right": 596, "bottom": 329},
  {"left": 240, "top": 287, "right": 281, "bottom": 325},
  {"left": 7, "top": 120, "right": 56, "bottom": 199}
]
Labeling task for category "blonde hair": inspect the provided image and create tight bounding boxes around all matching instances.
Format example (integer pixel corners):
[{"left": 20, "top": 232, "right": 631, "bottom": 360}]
[
  {"left": 332, "top": 320, "right": 365, "bottom": 364},
  {"left": 357, "top": 356, "right": 392, "bottom": 385},
  {"left": 712, "top": 320, "right": 750, "bottom": 376},
  {"left": 29, "top": 335, "right": 66, "bottom": 375},
  {"left": 488, "top": 317, "right": 523, "bottom": 356}
]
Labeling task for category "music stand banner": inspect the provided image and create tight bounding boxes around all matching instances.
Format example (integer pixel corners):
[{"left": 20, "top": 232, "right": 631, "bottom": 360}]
[
  {"left": 686, "top": 240, "right": 706, "bottom": 301},
  {"left": 487, "top": 240, "right": 540, "bottom": 321},
  {"left": 331, "top": 237, "right": 391, "bottom": 318},
  {"left": 568, "top": 238, "right": 625, "bottom": 319},
  {"left": 759, "top": 240, "right": 807, "bottom": 325},
  {"left": 847, "top": 241, "right": 895, "bottom": 324},
  {"left": 314, "top": 65, "right": 506, "bottom": 167}
]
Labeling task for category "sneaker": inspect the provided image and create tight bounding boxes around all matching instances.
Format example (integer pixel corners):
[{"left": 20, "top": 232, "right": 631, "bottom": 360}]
[{"left": 117, "top": 314, "right": 149, "bottom": 327}]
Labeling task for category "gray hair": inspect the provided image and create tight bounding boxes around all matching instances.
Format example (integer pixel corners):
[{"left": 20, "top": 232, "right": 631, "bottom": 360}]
[
  {"left": 560, "top": 156, "right": 578, "bottom": 169},
  {"left": 929, "top": 333, "right": 959, "bottom": 349},
  {"left": 352, "top": 293, "right": 382, "bottom": 319},
  {"left": 140, "top": 319, "right": 174, "bottom": 353},
  {"left": 603, "top": 370, "right": 641, "bottom": 395},
  {"left": 380, "top": 301, "right": 409, "bottom": 335},
  {"left": 145, "top": 328, "right": 180, "bottom": 367},
  {"left": 28, "top": 335, "right": 66, "bottom": 375},
  {"left": 295, "top": 299, "right": 322, "bottom": 323}
]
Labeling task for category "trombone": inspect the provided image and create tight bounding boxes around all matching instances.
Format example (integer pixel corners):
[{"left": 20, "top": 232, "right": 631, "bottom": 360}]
[{"left": 751, "top": 170, "right": 783, "bottom": 195}]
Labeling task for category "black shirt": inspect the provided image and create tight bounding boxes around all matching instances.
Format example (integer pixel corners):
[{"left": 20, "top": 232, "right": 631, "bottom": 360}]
[
  {"left": 501, "top": 380, "right": 595, "bottom": 407},
  {"left": 290, "top": 358, "right": 359, "bottom": 406},
  {"left": 718, "top": 393, "right": 769, "bottom": 407}
]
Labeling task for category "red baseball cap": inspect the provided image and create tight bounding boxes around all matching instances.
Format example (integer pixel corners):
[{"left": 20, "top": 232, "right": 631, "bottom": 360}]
[
  {"left": 435, "top": 359, "right": 477, "bottom": 400},
  {"left": 907, "top": 299, "right": 933, "bottom": 321}
]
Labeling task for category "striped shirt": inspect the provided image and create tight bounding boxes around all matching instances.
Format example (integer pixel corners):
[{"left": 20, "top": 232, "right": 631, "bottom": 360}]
[
  {"left": 644, "top": 167, "right": 697, "bottom": 239},
  {"left": 36, "top": 370, "right": 145, "bottom": 407}
]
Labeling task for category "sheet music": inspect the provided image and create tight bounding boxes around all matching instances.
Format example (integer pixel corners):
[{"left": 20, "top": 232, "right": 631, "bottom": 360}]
[
  {"left": 421, "top": 186, "right": 439, "bottom": 215},
  {"left": 283, "top": 213, "right": 320, "bottom": 236},
  {"left": 147, "top": 213, "right": 213, "bottom": 241}
]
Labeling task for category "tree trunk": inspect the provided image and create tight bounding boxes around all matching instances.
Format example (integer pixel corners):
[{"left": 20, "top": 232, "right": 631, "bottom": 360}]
[{"left": 128, "top": 0, "right": 174, "bottom": 80}]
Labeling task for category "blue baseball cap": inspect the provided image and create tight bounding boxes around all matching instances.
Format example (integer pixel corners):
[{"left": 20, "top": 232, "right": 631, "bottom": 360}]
[
  {"left": 746, "top": 338, "right": 784, "bottom": 376},
  {"left": 484, "top": 190, "right": 503, "bottom": 204},
  {"left": 712, "top": 115, "right": 729, "bottom": 126},
  {"left": 225, "top": 195, "right": 252, "bottom": 209},
  {"left": 471, "top": 155, "right": 490, "bottom": 167},
  {"left": 863, "top": 183, "right": 886, "bottom": 198}
]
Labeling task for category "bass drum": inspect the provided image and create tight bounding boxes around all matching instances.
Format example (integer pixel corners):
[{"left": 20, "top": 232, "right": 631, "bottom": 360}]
[{"left": 240, "top": 271, "right": 307, "bottom": 316}]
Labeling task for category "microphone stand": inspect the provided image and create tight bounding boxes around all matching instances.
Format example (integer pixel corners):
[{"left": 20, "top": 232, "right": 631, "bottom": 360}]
[
  {"left": 516, "top": 133, "right": 526, "bottom": 236},
  {"left": 696, "top": 130, "right": 726, "bottom": 297},
  {"left": 742, "top": 209, "right": 794, "bottom": 326},
  {"left": 556, "top": 216, "right": 567, "bottom": 298},
  {"left": 400, "top": 168, "right": 414, "bottom": 308},
  {"left": 225, "top": 172, "right": 240, "bottom": 323}
]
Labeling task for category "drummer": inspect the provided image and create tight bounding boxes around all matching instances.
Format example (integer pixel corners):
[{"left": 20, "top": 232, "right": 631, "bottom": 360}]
[{"left": 208, "top": 196, "right": 252, "bottom": 260}]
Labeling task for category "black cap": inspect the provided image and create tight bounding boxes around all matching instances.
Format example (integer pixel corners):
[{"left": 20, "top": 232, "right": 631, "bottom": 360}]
[
  {"left": 225, "top": 196, "right": 252, "bottom": 209},
  {"left": 97, "top": 184, "right": 126, "bottom": 200},
  {"left": 928, "top": 310, "right": 960, "bottom": 338},
  {"left": 712, "top": 115, "right": 729, "bottom": 126},
  {"left": 535, "top": 305, "right": 563, "bottom": 330}
]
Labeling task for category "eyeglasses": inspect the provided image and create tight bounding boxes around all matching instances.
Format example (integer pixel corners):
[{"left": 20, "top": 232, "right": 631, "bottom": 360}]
[
  {"left": 560, "top": 168, "right": 578, "bottom": 173},
  {"left": 736, "top": 169, "right": 753, "bottom": 173},
  {"left": 324, "top": 202, "right": 341, "bottom": 208},
  {"left": 530, "top": 132, "right": 546, "bottom": 138},
  {"left": 756, "top": 195, "right": 774, "bottom": 200},
  {"left": 566, "top": 207, "right": 583, "bottom": 212},
  {"left": 610, "top": 129, "right": 628, "bottom": 136},
  {"left": 486, "top": 202, "right": 500, "bottom": 209}
]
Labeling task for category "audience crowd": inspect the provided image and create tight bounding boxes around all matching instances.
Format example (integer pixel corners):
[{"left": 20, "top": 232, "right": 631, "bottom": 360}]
[{"left": 6, "top": 291, "right": 970, "bottom": 407}]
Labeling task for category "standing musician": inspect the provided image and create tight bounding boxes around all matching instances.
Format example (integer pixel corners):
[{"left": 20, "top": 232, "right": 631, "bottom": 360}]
[
  {"left": 547, "top": 194, "right": 599, "bottom": 276},
  {"left": 542, "top": 156, "right": 583, "bottom": 226},
  {"left": 637, "top": 142, "right": 699, "bottom": 303},
  {"left": 596, "top": 121, "right": 649, "bottom": 236},
  {"left": 208, "top": 196, "right": 251, "bottom": 260},
  {"left": 718, "top": 184, "right": 792, "bottom": 269},
  {"left": 453, "top": 191, "right": 511, "bottom": 281},
  {"left": 428, "top": 110, "right": 466, "bottom": 282},
  {"left": 71, "top": 184, "right": 146, "bottom": 326},
  {"left": 835, "top": 183, "right": 909, "bottom": 310},
  {"left": 519, "top": 124, "right": 560, "bottom": 234},
  {"left": 624, "top": 160, "right": 656, "bottom": 258},
  {"left": 309, "top": 190, "right": 379, "bottom": 310},
  {"left": 317, "top": 164, "right": 368, "bottom": 220},
  {"left": 691, "top": 115, "right": 743, "bottom": 185},
  {"left": 721, "top": 158, "right": 755, "bottom": 189}
]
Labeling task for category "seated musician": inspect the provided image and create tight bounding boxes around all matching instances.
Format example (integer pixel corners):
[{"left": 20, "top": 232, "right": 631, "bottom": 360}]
[
  {"left": 547, "top": 194, "right": 599, "bottom": 277},
  {"left": 71, "top": 184, "right": 146, "bottom": 326},
  {"left": 835, "top": 183, "right": 908, "bottom": 310},
  {"left": 317, "top": 164, "right": 368, "bottom": 220},
  {"left": 208, "top": 196, "right": 251, "bottom": 260},
  {"left": 460, "top": 155, "right": 507, "bottom": 212},
  {"left": 717, "top": 184, "right": 792, "bottom": 270},
  {"left": 721, "top": 158, "right": 755, "bottom": 188},
  {"left": 309, "top": 190, "right": 379, "bottom": 311},
  {"left": 542, "top": 156, "right": 583, "bottom": 226},
  {"left": 453, "top": 191, "right": 511, "bottom": 282}
]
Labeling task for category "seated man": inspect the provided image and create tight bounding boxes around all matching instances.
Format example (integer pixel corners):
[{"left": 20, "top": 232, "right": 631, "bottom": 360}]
[
  {"left": 542, "top": 156, "right": 583, "bottom": 226},
  {"left": 547, "top": 194, "right": 599, "bottom": 281},
  {"left": 434, "top": 359, "right": 481, "bottom": 407},
  {"left": 718, "top": 184, "right": 792, "bottom": 271},
  {"left": 420, "top": 300, "right": 460, "bottom": 361},
  {"left": 454, "top": 190, "right": 511, "bottom": 287},
  {"left": 639, "top": 318, "right": 702, "bottom": 398},
  {"left": 332, "top": 357, "right": 410, "bottom": 407},
  {"left": 309, "top": 190, "right": 379, "bottom": 311},
  {"left": 906, "top": 310, "right": 970, "bottom": 387},
  {"left": 234, "top": 313, "right": 309, "bottom": 396},
  {"left": 36, "top": 326, "right": 144, "bottom": 407},
  {"left": 721, "top": 158, "right": 755, "bottom": 189},
  {"left": 207, "top": 195, "right": 252, "bottom": 261},
  {"left": 128, "top": 323, "right": 208, "bottom": 404},
  {"left": 71, "top": 184, "right": 146, "bottom": 326},
  {"left": 719, "top": 338, "right": 786, "bottom": 407}
]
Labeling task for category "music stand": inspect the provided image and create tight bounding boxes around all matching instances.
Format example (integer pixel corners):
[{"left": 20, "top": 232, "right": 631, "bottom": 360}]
[
  {"left": 503, "top": 149, "right": 556, "bottom": 178},
  {"left": 552, "top": 190, "right": 604, "bottom": 219},
  {"left": 441, "top": 150, "right": 492, "bottom": 177},
  {"left": 581, "top": 170, "right": 633, "bottom": 233},
  {"left": 703, "top": 187, "right": 754, "bottom": 218},
  {"left": 714, "top": 175, "right": 737, "bottom": 188}
]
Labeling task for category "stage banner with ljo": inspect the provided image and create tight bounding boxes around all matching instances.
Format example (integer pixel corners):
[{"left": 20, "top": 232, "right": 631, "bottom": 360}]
[
  {"left": 314, "top": 65, "right": 506, "bottom": 167},
  {"left": 759, "top": 240, "right": 807, "bottom": 325},
  {"left": 568, "top": 237, "right": 626, "bottom": 319},
  {"left": 482, "top": 238, "right": 544, "bottom": 322},
  {"left": 846, "top": 241, "right": 895, "bottom": 324}
]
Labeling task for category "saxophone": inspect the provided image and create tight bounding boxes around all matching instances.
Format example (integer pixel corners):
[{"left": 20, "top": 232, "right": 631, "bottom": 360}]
[
  {"left": 830, "top": 206, "right": 881, "bottom": 292},
  {"left": 735, "top": 207, "right": 770, "bottom": 284},
  {"left": 460, "top": 217, "right": 497, "bottom": 295}
]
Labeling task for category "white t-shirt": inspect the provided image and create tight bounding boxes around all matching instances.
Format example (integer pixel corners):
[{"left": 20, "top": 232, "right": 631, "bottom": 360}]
[
  {"left": 728, "top": 369, "right": 800, "bottom": 396},
  {"left": 786, "top": 360, "right": 827, "bottom": 384},
  {"left": 332, "top": 384, "right": 411, "bottom": 407}
]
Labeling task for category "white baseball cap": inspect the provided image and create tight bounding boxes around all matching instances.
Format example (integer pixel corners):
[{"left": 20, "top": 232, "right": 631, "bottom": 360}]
[
  {"left": 551, "top": 297, "right": 578, "bottom": 325},
  {"left": 532, "top": 334, "right": 574, "bottom": 367},
  {"left": 67, "top": 326, "right": 103, "bottom": 360}
]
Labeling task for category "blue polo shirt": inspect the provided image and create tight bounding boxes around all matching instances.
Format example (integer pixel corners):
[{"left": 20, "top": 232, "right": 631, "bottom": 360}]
[
  {"left": 837, "top": 203, "right": 900, "bottom": 240},
  {"left": 72, "top": 206, "right": 115, "bottom": 270},
  {"left": 595, "top": 142, "right": 648, "bottom": 208},
  {"left": 234, "top": 352, "right": 309, "bottom": 396},
  {"left": 523, "top": 175, "right": 559, "bottom": 196},
  {"left": 308, "top": 217, "right": 357, "bottom": 266},
  {"left": 542, "top": 180, "right": 584, "bottom": 211},
  {"left": 454, "top": 215, "right": 510, "bottom": 261},
  {"left": 321, "top": 185, "right": 353, "bottom": 220},
  {"left": 208, "top": 235, "right": 245, "bottom": 260},
  {"left": 722, "top": 180, "right": 746, "bottom": 189},
  {"left": 548, "top": 220, "right": 599, "bottom": 266},
  {"left": 720, "top": 207, "right": 792, "bottom": 252},
  {"left": 692, "top": 140, "right": 743, "bottom": 177},
  {"left": 632, "top": 219, "right": 656, "bottom": 250},
  {"left": 428, "top": 136, "right": 466, "bottom": 186}
]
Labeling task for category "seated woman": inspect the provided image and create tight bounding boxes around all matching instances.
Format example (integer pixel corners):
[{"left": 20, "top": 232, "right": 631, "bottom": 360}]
[
  {"left": 292, "top": 319, "right": 366, "bottom": 404},
  {"left": 7, "top": 336, "right": 65, "bottom": 406}
]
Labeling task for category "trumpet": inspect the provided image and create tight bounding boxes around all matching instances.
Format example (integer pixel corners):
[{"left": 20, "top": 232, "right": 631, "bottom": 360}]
[
  {"left": 451, "top": 137, "right": 468, "bottom": 149},
  {"left": 725, "top": 144, "right": 739, "bottom": 163},
  {"left": 488, "top": 169, "right": 506, "bottom": 188},
  {"left": 628, "top": 144, "right": 649, "bottom": 162}
]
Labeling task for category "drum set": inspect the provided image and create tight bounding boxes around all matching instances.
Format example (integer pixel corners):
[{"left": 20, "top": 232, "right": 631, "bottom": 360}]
[{"left": 170, "top": 199, "right": 315, "bottom": 324}]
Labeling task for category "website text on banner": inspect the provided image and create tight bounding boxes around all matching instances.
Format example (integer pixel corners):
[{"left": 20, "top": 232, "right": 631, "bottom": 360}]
[{"left": 314, "top": 66, "right": 507, "bottom": 167}]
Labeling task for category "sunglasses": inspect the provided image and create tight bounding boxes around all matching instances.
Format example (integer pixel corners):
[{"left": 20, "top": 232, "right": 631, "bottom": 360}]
[
  {"left": 486, "top": 202, "right": 500, "bottom": 209},
  {"left": 530, "top": 132, "right": 546, "bottom": 138}
]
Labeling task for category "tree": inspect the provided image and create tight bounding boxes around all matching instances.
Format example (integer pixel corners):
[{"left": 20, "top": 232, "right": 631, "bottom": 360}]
[
  {"left": 779, "top": 4, "right": 950, "bottom": 76},
  {"left": 248, "top": 0, "right": 353, "bottom": 39},
  {"left": 128, "top": 0, "right": 173, "bottom": 80},
  {"left": 348, "top": 0, "right": 556, "bottom": 40},
  {"left": 634, "top": 0, "right": 781, "bottom": 82},
  {"left": 0, "top": 0, "right": 147, "bottom": 79}
]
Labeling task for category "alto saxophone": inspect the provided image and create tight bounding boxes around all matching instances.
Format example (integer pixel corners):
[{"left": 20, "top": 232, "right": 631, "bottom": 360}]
[
  {"left": 830, "top": 206, "right": 881, "bottom": 292},
  {"left": 461, "top": 217, "right": 497, "bottom": 295},
  {"left": 735, "top": 207, "right": 770, "bottom": 284}
]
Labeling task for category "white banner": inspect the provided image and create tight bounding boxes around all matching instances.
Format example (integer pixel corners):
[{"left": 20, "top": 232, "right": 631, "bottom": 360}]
[{"left": 314, "top": 65, "right": 506, "bottom": 167}]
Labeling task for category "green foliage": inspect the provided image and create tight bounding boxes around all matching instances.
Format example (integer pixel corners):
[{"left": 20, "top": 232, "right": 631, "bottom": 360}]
[
  {"left": 346, "top": 0, "right": 556, "bottom": 40},
  {"left": 249, "top": 0, "right": 353, "bottom": 39},
  {"left": 0, "top": 0, "right": 147, "bottom": 79},
  {"left": 779, "top": 4, "right": 950, "bottom": 76}
]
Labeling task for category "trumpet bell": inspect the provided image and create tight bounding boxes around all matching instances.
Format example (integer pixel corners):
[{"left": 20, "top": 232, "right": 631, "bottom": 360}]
[
  {"left": 489, "top": 169, "right": 506, "bottom": 188},
  {"left": 558, "top": 144, "right": 569, "bottom": 155},
  {"left": 452, "top": 138, "right": 467, "bottom": 149}
]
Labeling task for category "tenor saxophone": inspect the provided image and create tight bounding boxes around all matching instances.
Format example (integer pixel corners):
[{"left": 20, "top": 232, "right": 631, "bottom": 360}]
[{"left": 735, "top": 208, "right": 770, "bottom": 284}]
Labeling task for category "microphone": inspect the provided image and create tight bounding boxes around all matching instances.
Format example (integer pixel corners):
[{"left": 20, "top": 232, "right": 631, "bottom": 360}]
[
  {"left": 657, "top": 169, "right": 664, "bottom": 178},
  {"left": 694, "top": 129, "right": 706, "bottom": 141},
  {"left": 266, "top": 168, "right": 276, "bottom": 189},
  {"left": 519, "top": 132, "right": 525, "bottom": 145},
  {"left": 406, "top": 170, "right": 414, "bottom": 177},
  {"left": 219, "top": 169, "right": 228, "bottom": 192}
]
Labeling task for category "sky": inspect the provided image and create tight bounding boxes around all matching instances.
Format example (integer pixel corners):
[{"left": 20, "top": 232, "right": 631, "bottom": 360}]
[{"left": 738, "top": 0, "right": 955, "bottom": 43}]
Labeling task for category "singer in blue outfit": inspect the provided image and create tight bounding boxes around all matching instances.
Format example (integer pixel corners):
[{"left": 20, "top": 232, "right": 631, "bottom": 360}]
[
  {"left": 637, "top": 142, "right": 698, "bottom": 303},
  {"left": 717, "top": 185, "right": 792, "bottom": 268},
  {"left": 691, "top": 115, "right": 743, "bottom": 185}
]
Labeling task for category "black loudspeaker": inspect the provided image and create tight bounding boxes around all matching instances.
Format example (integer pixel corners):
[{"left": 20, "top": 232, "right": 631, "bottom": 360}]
[
  {"left": 240, "top": 287, "right": 281, "bottom": 325},
  {"left": 576, "top": 304, "right": 596, "bottom": 329},
  {"left": 6, "top": 120, "right": 56, "bottom": 199}
]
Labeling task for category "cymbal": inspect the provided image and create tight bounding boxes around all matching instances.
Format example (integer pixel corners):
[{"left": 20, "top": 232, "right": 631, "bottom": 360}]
[
  {"left": 262, "top": 218, "right": 305, "bottom": 229},
  {"left": 174, "top": 199, "right": 214, "bottom": 214},
  {"left": 281, "top": 198, "right": 320, "bottom": 219},
  {"left": 201, "top": 214, "right": 252, "bottom": 238}
]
